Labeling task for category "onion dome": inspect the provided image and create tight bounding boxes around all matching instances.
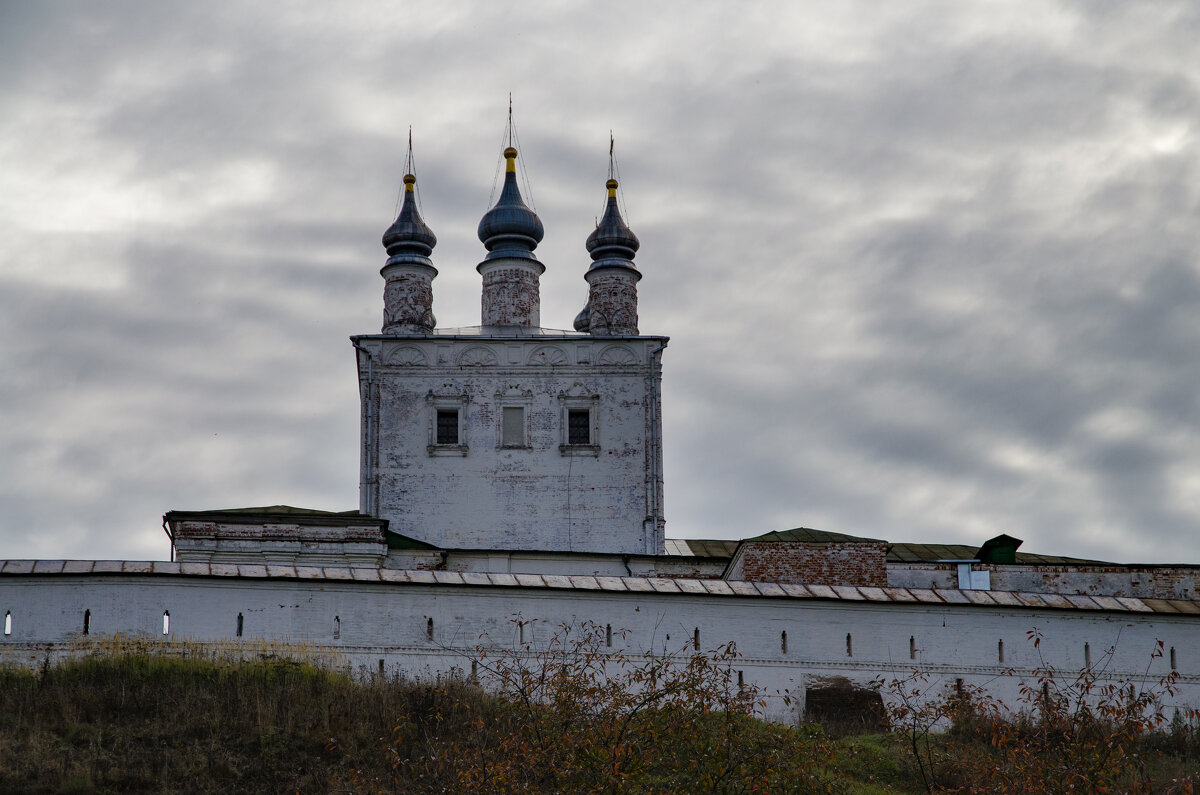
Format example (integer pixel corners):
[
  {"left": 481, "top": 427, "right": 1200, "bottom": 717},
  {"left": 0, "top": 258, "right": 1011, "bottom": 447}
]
[
  {"left": 586, "top": 179, "right": 639, "bottom": 269},
  {"left": 573, "top": 301, "right": 591, "bottom": 332},
  {"left": 477, "top": 147, "right": 544, "bottom": 261},
  {"left": 382, "top": 174, "right": 437, "bottom": 267}
]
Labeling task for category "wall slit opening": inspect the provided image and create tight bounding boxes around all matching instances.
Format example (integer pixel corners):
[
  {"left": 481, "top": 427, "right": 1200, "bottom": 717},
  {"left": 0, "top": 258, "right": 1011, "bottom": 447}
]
[
  {"left": 426, "top": 617, "right": 434, "bottom": 641},
  {"left": 846, "top": 633, "right": 852, "bottom": 657},
  {"left": 4, "top": 610, "right": 11, "bottom": 635},
  {"left": 1171, "top": 646, "right": 1177, "bottom": 671},
  {"left": 606, "top": 624, "right": 613, "bottom": 647},
  {"left": 781, "top": 630, "right": 788, "bottom": 655},
  {"left": 909, "top": 636, "right": 915, "bottom": 660},
  {"left": 333, "top": 616, "right": 340, "bottom": 640},
  {"left": 693, "top": 627, "right": 700, "bottom": 650},
  {"left": 236, "top": 613, "right": 244, "bottom": 638},
  {"left": 1084, "top": 642, "right": 1091, "bottom": 668},
  {"left": 161, "top": 610, "right": 170, "bottom": 636},
  {"left": 998, "top": 639, "right": 1004, "bottom": 663},
  {"left": 83, "top": 609, "right": 91, "bottom": 636}
]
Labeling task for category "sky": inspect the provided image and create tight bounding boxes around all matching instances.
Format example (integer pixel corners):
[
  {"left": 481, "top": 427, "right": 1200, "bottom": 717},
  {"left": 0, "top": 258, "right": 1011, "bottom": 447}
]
[{"left": 2, "top": 1, "right": 1199, "bottom": 564}]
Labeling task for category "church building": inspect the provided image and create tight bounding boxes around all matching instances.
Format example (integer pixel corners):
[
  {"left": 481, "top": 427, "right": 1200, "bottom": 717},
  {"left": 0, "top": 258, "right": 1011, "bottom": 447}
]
[{"left": 354, "top": 144, "right": 665, "bottom": 555}]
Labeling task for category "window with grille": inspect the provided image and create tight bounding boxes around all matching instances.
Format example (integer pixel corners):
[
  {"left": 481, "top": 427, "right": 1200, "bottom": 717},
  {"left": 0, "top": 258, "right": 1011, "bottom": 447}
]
[
  {"left": 502, "top": 407, "right": 525, "bottom": 446},
  {"left": 436, "top": 410, "right": 459, "bottom": 445},
  {"left": 567, "top": 409, "right": 590, "bottom": 445}
]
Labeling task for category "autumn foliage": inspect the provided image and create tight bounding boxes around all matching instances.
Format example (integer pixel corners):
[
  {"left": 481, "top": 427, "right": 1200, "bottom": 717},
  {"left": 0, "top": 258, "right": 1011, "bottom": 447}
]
[{"left": 344, "top": 617, "right": 839, "bottom": 793}]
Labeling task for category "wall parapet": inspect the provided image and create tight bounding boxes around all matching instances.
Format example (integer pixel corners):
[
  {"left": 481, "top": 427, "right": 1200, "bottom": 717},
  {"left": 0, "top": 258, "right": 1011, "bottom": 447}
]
[{"left": 3, "top": 560, "right": 1197, "bottom": 616}]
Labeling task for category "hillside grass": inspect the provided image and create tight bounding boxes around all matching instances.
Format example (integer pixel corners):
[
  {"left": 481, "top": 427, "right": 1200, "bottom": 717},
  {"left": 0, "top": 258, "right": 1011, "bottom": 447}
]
[{"left": 1, "top": 643, "right": 1197, "bottom": 793}]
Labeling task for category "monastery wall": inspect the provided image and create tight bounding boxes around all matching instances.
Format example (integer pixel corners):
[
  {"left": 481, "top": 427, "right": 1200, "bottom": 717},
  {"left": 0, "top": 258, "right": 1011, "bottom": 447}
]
[
  {"left": 890, "top": 563, "right": 1200, "bottom": 599},
  {"left": 4, "top": 570, "right": 1198, "bottom": 724}
]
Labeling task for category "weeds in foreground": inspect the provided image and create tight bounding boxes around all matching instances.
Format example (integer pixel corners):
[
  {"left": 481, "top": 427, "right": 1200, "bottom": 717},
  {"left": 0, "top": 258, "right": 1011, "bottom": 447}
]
[
  {"left": 342, "top": 617, "right": 840, "bottom": 793},
  {"left": 3, "top": 629, "right": 1199, "bottom": 793},
  {"left": 876, "top": 631, "right": 1200, "bottom": 793}
]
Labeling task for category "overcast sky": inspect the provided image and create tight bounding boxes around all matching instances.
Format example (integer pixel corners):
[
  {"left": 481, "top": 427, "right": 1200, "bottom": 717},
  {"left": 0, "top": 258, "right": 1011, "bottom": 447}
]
[{"left": 2, "top": 1, "right": 1199, "bottom": 564}]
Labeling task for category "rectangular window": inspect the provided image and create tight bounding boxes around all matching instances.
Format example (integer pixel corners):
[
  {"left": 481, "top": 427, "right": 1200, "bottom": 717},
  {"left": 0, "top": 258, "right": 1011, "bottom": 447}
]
[
  {"left": 502, "top": 407, "right": 525, "bottom": 447},
  {"left": 567, "top": 409, "right": 590, "bottom": 445},
  {"left": 436, "top": 410, "right": 459, "bottom": 445}
]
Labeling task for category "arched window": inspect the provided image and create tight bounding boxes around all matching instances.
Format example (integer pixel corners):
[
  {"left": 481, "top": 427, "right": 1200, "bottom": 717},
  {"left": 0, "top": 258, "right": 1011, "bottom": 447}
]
[{"left": 162, "top": 611, "right": 170, "bottom": 636}]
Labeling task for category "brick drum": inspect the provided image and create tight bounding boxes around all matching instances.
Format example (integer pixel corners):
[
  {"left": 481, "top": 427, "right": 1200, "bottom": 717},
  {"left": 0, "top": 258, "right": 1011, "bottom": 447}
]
[
  {"left": 383, "top": 272, "right": 435, "bottom": 333},
  {"left": 481, "top": 266, "right": 540, "bottom": 327},
  {"left": 587, "top": 270, "right": 639, "bottom": 335}
]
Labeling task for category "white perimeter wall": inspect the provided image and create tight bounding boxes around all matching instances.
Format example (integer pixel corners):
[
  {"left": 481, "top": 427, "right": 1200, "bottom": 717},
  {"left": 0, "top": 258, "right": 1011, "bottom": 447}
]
[{"left": 3, "top": 575, "right": 1199, "bottom": 724}]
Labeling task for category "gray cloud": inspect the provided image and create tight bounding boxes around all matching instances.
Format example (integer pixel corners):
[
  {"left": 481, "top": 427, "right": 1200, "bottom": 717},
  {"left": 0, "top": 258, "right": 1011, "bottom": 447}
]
[{"left": 3, "top": 1, "right": 1200, "bottom": 564}]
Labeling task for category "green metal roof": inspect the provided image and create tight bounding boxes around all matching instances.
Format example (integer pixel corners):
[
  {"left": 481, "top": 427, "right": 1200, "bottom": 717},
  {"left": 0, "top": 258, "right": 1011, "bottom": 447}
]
[
  {"left": 885, "top": 542, "right": 1109, "bottom": 565},
  {"left": 744, "top": 527, "right": 887, "bottom": 544}
]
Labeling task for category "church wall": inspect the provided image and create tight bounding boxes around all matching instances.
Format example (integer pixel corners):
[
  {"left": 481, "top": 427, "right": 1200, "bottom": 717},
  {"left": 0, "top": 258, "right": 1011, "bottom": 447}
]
[
  {"left": 4, "top": 573, "right": 1197, "bottom": 724},
  {"left": 355, "top": 335, "right": 666, "bottom": 555}
]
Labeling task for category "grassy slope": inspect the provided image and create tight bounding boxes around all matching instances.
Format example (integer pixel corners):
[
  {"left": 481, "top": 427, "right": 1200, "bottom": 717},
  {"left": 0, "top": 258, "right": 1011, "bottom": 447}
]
[
  {"left": 0, "top": 650, "right": 907, "bottom": 794},
  {"left": 2, "top": 649, "right": 1195, "bottom": 793}
]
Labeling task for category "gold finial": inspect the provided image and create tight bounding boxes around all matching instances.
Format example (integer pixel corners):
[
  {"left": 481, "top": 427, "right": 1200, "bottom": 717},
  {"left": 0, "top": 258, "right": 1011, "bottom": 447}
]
[
  {"left": 606, "top": 178, "right": 618, "bottom": 198},
  {"left": 403, "top": 173, "right": 416, "bottom": 192},
  {"left": 504, "top": 146, "right": 518, "bottom": 172}
]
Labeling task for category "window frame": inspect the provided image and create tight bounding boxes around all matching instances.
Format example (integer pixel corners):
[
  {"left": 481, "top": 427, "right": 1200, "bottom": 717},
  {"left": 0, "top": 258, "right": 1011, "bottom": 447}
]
[
  {"left": 495, "top": 388, "right": 534, "bottom": 450},
  {"left": 558, "top": 393, "right": 600, "bottom": 456},
  {"left": 426, "top": 391, "right": 470, "bottom": 456}
]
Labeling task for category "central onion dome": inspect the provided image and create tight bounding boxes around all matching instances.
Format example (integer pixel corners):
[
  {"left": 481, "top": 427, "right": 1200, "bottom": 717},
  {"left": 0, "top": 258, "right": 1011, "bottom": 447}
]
[
  {"left": 585, "top": 178, "right": 640, "bottom": 265},
  {"left": 382, "top": 174, "right": 437, "bottom": 266},
  {"left": 477, "top": 147, "right": 544, "bottom": 261}
]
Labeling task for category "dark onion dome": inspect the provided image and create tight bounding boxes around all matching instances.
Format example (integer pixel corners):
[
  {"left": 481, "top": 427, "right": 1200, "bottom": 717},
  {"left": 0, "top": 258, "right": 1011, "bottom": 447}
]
[
  {"left": 382, "top": 174, "right": 437, "bottom": 266},
  {"left": 586, "top": 178, "right": 639, "bottom": 269},
  {"left": 477, "top": 147, "right": 544, "bottom": 261},
  {"left": 573, "top": 301, "right": 591, "bottom": 331}
]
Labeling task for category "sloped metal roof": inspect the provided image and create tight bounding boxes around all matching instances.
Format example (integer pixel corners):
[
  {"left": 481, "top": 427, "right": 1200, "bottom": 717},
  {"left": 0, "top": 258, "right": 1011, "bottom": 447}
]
[
  {"left": 886, "top": 542, "right": 1110, "bottom": 565},
  {"left": 5, "top": 560, "right": 1197, "bottom": 617},
  {"left": 744, "top": 527, "right": 887, "bottom": 544},
  {"left": 663, "top": 539, "right": 740, "bottom": 558}
]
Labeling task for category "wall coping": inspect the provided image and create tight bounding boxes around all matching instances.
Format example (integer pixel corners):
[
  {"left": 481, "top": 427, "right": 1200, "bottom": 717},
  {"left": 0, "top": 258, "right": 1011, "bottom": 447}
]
[{"left": 3, "top": 560, "right": 1199, "bottom": 617}]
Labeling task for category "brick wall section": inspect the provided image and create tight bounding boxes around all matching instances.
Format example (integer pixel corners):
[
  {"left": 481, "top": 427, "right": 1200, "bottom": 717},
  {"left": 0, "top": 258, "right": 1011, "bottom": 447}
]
[
  {"left": 732, "top": 542, "right": 889, "bottom": 587},
  {"left": 382, "top": 271, "right": 435, "bottom": 333},
  {"left": 586, "top": 270, "right": 639, "bottom": 335},
  {"left": 889, "top": 562, "right": 1200, "bottom": 599},
  {"left": 480, "top": 265, "right": 540, "bottom": 326}
]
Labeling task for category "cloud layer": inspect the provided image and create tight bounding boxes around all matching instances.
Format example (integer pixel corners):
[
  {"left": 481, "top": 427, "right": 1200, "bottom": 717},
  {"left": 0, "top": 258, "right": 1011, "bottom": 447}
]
[{"left": 2, "top": 1, "right": 1199, "bottom": 562}]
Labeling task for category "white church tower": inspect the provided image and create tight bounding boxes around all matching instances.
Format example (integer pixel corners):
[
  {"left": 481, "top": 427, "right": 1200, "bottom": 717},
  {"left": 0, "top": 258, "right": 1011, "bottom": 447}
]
[{"left": 351, "top": 139, "right": 667, "bottom": 555}]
